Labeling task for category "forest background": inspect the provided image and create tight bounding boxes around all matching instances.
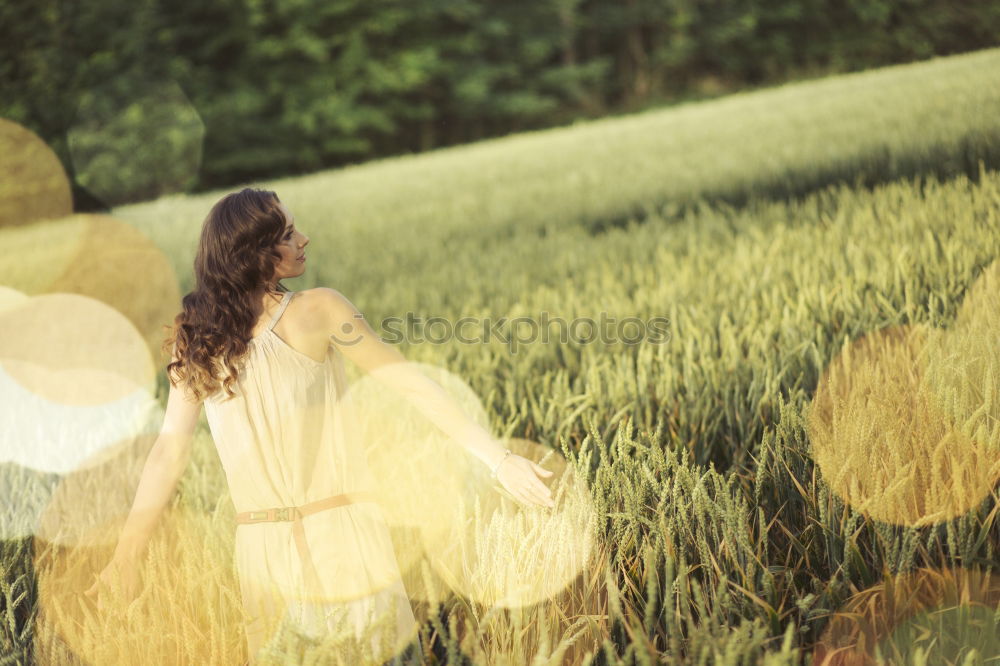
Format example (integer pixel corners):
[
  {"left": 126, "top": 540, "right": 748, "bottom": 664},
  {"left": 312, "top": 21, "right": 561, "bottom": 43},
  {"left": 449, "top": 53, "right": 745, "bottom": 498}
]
[{"left": 3, "top": 0, "right": 999, "bottom": 208}]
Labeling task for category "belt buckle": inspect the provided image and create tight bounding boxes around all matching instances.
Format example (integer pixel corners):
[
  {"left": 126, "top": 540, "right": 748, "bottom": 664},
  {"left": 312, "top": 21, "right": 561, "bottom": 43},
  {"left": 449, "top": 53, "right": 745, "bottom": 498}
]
[{"left": 273, "top": 507, "right": 296, "bottom": 521}]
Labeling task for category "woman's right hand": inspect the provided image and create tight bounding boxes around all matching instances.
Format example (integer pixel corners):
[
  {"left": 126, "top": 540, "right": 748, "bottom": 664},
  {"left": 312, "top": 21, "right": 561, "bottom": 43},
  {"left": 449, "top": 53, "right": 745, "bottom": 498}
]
[
  {"left": 495, "top": 454, "right": 556, "bottom": 508},
  {"left": 84, "top": 554, "right": 142, "bottom": 608}
]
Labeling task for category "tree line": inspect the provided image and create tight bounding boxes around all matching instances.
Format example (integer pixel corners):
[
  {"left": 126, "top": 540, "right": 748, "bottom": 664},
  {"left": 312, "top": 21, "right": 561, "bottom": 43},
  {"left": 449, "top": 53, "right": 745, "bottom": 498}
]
[{"left": 2, "top": 0, "right": 997, "bottom": 207}]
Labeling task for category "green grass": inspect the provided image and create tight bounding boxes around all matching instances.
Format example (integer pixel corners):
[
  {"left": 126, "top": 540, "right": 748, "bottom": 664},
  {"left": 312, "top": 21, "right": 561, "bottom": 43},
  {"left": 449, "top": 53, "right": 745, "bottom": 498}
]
[
  {"left": 114, "top": 46, "right": 1000, "bottom": 299},
  {"left": 8, "top": 46, "right": 1000, "bottom": 664}
]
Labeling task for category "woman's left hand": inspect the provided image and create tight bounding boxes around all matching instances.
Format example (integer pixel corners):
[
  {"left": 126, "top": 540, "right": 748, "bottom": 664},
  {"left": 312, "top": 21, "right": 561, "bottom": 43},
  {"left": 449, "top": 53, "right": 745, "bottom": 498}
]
[{"left": 495, "top": 454, "right": 556, "bottom": 508}]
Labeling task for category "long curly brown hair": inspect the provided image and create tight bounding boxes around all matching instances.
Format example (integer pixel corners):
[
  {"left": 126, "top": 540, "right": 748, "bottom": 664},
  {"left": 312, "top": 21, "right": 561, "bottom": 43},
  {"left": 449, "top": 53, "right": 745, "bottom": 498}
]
[{"left": 161, "top": 187, "right": 291, "bottom": 402}]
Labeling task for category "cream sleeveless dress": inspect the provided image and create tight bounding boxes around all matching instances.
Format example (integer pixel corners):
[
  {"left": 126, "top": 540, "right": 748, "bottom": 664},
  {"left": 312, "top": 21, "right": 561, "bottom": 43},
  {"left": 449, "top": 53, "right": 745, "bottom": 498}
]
[{"left": 203, "top": 290, "right": 421, "bottom": 664}]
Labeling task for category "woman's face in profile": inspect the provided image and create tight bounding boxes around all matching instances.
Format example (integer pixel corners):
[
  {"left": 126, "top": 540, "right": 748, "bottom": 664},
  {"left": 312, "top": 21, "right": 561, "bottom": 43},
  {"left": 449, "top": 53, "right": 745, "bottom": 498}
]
[{"left": 273, "top": 202, "right": 309, "bottom": 280}]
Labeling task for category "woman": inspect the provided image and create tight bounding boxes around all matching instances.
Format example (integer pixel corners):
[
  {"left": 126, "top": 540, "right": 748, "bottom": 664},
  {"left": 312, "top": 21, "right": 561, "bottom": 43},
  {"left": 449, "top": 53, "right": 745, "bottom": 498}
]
[{"left": 85, "top": 187, "right": 555, "bottom": 664}]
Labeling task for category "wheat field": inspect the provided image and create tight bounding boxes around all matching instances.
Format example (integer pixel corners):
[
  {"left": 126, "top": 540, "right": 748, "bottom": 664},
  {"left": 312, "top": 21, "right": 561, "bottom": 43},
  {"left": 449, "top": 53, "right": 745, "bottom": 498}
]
[{"left": 6, "top": 46, "right": 1000, "bottom": 665}]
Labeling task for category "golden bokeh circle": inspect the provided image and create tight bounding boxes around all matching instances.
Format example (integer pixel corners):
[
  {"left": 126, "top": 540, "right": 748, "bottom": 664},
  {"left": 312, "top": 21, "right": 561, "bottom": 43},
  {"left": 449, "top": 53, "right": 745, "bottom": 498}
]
[
  {"left": 0, "top": 213, "right": 182, "bottom": 361},
  {"left": 419, "top": 436, "right": 597, "bottom": 610},
  {"left": 0, "top": 118, "right": 73, "bottom": 229},
  {"left": 34, "top": 504, "right": 249, "bottom": 666},
  {"left": 29, "top": 430, "right": 161, "bottom": 549},
  {"left": 923, "top": 258, "right": 1000, "bottom": 465},
  {"left": 814, "top": 567, "right": 1000, "bottom": 665},
  {"left": 0, "top": 285, "right": 29, "bottom": 315},
  {"left": 807, "top": 323, "right": 1000, "bottom": 527},
  {"left": 0, "top": 292, "right": 161, "bottom": 491},
  {"left": 345, "top": 360, "right": 488, "bottom": 594},
  {"left": 0, "top": 214, "right": 88, "bottom": 294},
  {"left": 0, "top": 290, "right": 156, "bottom": 405}
]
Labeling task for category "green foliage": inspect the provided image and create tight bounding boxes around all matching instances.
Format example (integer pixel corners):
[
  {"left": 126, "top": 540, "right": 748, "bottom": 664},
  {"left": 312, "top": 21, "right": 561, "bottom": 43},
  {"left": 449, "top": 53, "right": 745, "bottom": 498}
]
[
  {"left": 66, "top": 75, "right": 204, "bottom": 205},
  {"left": 2, "top": 0, "right": 1000, "bottom": 199}
]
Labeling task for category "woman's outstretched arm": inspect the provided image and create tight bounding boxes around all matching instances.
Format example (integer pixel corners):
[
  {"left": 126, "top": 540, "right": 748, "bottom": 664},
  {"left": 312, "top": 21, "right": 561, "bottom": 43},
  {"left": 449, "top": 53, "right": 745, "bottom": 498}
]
[
  {"left": 316, "top": 287, "right": 555, "bottom": 508},
  {"left": 111, "top": 368, "right": 200, "bottom": 559},
  {"left": 85, "top": 349, "right": 201, "bottom": 601}
]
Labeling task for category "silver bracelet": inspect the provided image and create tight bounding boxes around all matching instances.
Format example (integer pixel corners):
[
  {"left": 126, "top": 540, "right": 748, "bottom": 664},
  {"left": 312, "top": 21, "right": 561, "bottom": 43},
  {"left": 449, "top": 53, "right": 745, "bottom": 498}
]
[{"left": 490, "top": 449, "right": 512, "bottom": 479}]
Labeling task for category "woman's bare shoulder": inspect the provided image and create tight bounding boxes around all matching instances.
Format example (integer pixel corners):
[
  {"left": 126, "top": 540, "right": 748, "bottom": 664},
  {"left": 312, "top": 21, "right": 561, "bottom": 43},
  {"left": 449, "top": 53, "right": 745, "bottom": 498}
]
[
  {"left": 295, "top": 287, "right": 363, "bottom": 330},
  {"left": 297, "top": 286, "right": 352, "bottom": 309}
]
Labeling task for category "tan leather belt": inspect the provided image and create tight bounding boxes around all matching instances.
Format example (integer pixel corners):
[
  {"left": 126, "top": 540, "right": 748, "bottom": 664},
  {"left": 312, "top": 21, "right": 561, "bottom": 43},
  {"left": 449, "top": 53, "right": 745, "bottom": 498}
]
[{"left": 235, "top": 490, "right": 381, "bottom": 596}]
